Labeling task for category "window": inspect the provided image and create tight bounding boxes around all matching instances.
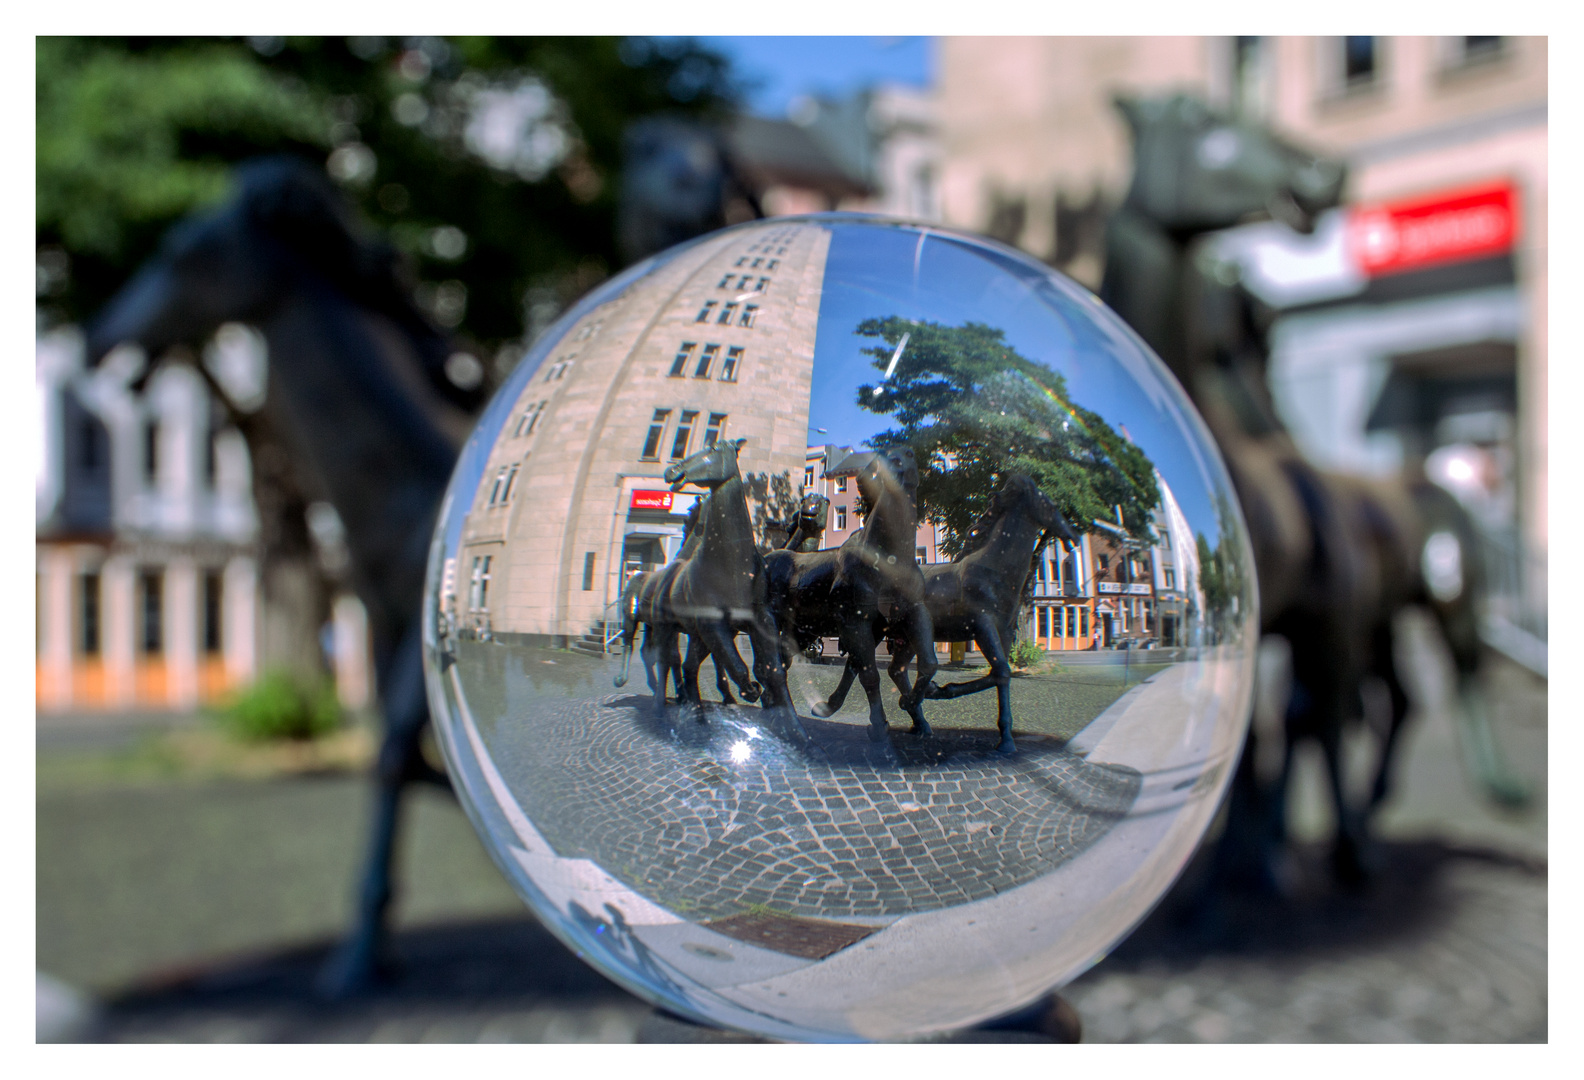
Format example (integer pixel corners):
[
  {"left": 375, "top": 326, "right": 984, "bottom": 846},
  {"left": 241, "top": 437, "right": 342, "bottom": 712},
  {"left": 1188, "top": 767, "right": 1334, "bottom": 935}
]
[
  {"left": 836, "top": 476, "right": 848, "bottom": 493},
  {"left": 694, "top": 344, "right": 718, "bottom": 379},
  {"left": 499, "top": 463, "right": 520, "bottom": 504},
  {"left": 515, "top": 400, "right": 547, "bottom": 436},
  {"left": 469, "top": 555, "right": 492, "bottom": 610},
  {"left": 703, "top": 413, "right": 726, "bottom": 447},
  {"left": 720, "top": 346, "right": 742, "bottom": 382},
  {"left": 543, "top": 359, "right": 573, "bottom": 381},
  {"left": 1038, "top": 606, "right": 1050, "bottom": 638},
  {"left": 756, "top": 277, "right": 770, "bottom": 292},
  {"left": 1080, "top": 607, "right": 1089, "bottom": 637},
  {"left": 695, "top": 301, "right": 717, "bottom": 323},
  {"left": 739, "top": 304, "right": 759, "bottom": 328},
  {"left": 668, "top": 343, "right": 695, "bottom": 378},
  {"left": 79, "top": 573, "right": 100, "bottom": 656},
  {"left": 1164, "top": 567, "right": 1176, "bottom": 589},
  {"left": 735, "top": 256, "right": 748, "bottom": 267},
  {"left": 1098, "top": 554, "right": 1110, "bottom": 571},
  {"left": 916, "top": 546, "right": 927, "bottom": 564},
  {"left": 487, "top": 466, "right": 508, "bottom": 506},
  {"left": 751, "top": 257, "right": 763, "bottom": 269},
  {"left": 671, "top": 410, "right": 698, "bottom": 460},
  {"left": 140, "top": 571, "right": 163, "bottom": 655},
  {"left": 202, "top": 571, "right": 223, "bottom": 654},
  {"left": 836, "top": 505, "right": 848, "bottom": 530},
  {"left": 718, "top": 302, "right": 738, "bottom": 325},
  {"left": 640, "top": 409, "right": 670, "bottom": 461},
  {"left": 717, "top": 273, "right": 735, "bottom": 288},
  {"left": 767, "top": 259, "right": 779, "bottom": 271},
  {"left": 1343, "top": 36, "right": 1377, "bottom": 86},
  {"left": 804, "top": 465, "right": 815, "bottom": 489},
  {"left": 582, "top": 552, "right": 596, "bottom": 592},
  {"left": 143, "top": 421, "right": 159, "bottom": 484},
  {"left": 1447, "top": 36, "right": 1504, "bottom": 69}
]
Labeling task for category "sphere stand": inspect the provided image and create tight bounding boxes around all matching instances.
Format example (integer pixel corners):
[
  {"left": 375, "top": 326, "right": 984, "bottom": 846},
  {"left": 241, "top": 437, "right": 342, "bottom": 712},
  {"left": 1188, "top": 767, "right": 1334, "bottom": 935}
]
[{"left": 636, "top": 990, "right": 1082, "bottom": 1043}]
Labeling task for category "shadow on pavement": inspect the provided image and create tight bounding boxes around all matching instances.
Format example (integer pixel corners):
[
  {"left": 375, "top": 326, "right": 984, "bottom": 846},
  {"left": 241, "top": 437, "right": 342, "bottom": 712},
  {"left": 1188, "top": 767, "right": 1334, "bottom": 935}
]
[{"left": 1102, "top": 836, "right": 1546, "bottom": 971}]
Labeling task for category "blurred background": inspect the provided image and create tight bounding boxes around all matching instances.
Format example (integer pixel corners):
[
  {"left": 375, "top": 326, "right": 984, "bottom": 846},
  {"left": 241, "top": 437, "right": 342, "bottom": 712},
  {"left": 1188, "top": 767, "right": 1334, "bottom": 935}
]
[{"left": 36, "top": 36, "right": 1546, "bottom": 1043}]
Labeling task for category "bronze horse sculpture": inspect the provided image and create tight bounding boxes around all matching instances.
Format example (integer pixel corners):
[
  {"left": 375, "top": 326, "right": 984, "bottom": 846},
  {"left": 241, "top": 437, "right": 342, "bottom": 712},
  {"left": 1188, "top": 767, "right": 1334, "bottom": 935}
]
[
  {"left": 763, "top": 445, "right": 939, "bottom": 744},
  {"left": 821, "top": 473, "right": 1081, "bottom": 755},
  {"left": 640, "top": 439, "right": 809, "bottom": 744},
  {"left": 83, "top": 157, "right": 479, "bottom": 994},
  {"left": 1100, "top": 94, "right": 1525, "bottom": 883}
]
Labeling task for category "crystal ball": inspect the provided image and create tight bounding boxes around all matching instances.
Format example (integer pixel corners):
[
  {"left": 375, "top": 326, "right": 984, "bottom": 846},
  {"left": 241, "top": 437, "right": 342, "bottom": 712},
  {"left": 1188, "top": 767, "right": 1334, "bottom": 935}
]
[{"left": 423, "top": 214, "right": 1256, "bottom": 1041}]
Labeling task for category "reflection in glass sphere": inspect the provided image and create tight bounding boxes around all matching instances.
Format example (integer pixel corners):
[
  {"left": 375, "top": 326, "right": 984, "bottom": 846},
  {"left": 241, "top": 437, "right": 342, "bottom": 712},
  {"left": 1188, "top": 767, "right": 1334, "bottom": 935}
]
[{"left": 423, "top": 215, "right": 1257, "bottom": 1041}]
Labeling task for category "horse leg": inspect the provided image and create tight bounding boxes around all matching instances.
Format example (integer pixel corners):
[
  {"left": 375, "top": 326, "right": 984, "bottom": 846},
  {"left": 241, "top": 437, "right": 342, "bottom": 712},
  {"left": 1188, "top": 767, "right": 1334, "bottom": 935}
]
[
  {"left": 813, "top": 659, "right": 858, "bottom": 718},
  {"left": 842, "top": 625, "right": 890, "bottom": 743},
  {"left": 901, "top": 604, "right": 937, "bottom": 735},
  {"left": 973, "top": 619, "right": 1016, "bottom": 754},
  {"left": 318, "top": 624, "right": 442, "bottom": 998},
  {"left": 747, "top": 619, "right": 812, "bottom": 746},
  {"left": 1366, "top": 620, "right": 1412, "bottom": 810},
  {"left": 692, "top": 623, "right": 751, "bottom": 722},
  {"left": 886, "top": 641, "right": 929, "bottom": 735}
]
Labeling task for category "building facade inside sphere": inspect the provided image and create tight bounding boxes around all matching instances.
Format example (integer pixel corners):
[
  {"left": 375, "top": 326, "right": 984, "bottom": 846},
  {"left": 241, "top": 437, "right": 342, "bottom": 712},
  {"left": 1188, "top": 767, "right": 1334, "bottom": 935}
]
[{"left": 452, "top": 223, "right": 829, "bottom": 644}]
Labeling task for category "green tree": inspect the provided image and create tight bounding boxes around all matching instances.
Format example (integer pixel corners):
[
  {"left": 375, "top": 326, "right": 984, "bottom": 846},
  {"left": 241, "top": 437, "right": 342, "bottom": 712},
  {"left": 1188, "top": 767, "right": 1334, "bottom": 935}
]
[
  {"left": 37, "top": 35, "right": 742, "bottom": 383},
  {"left": 854, "top": 316, "right": 1161, "bottom": 556}
]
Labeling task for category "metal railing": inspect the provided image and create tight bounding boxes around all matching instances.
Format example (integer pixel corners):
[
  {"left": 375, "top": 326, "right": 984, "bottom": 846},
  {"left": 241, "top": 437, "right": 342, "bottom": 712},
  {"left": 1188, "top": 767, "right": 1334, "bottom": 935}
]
[{"left": 1476, "top": 525, "right": 1546, "bottom": 677}]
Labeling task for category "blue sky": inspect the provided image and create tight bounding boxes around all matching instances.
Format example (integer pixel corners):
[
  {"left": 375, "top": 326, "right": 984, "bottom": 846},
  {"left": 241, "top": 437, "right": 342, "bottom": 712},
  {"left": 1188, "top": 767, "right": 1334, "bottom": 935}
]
[
  {"left": 698, "top": 36, "right": 933, "bottom": 117},
  {"left": 807, "top": 222, "right": 1232, "bottom": 543}
]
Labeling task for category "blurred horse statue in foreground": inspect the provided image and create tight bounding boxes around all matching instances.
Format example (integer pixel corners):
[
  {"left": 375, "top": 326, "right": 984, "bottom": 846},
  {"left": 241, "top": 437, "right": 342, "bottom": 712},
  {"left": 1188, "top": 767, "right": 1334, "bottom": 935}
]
[
  {"left": 1100, "top": 95, "right": 1527, "bottom": 887},
  {"left": 85, "top": 157, "right": 481, "bottom": 996}
]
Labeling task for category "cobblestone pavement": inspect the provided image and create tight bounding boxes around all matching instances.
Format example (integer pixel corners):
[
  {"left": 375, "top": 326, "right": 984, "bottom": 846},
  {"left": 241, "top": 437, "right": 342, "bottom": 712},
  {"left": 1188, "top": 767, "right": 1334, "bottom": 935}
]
[
  {"left": 43, "top": 642, "right": 1544, "bottom": 1042},
  {"left": 481, "top": 686, "right": 1141, "bottom": 921}
]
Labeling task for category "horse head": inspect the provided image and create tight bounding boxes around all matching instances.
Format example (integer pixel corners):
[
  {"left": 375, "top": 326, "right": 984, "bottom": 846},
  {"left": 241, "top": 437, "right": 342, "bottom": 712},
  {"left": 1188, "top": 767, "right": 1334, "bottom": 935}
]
[
  {"left": 797, "top": 491, "right": 830, "bottom": 526},
  {"left": 1113, "top": 93, "right": 1345, "bottom": 238},
  {"left": 995, "top": 474, "right": 1081, "bottom": 547},
  {"left": 664, "top": 436, "right": 745, "bottom": 491},
  {"left": 83, "top": 156, "right": 472, "bottom": 410}
]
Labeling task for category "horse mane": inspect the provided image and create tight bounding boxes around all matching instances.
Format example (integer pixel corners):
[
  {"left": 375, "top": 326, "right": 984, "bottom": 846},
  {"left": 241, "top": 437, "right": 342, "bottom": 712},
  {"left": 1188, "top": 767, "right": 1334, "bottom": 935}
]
[{"left": 233, "top": 157, "right": 478, "bottom": 410}]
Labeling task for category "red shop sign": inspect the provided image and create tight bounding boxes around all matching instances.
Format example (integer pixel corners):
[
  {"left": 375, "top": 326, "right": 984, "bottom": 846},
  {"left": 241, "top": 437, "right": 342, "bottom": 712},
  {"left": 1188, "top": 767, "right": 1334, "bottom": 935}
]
[
  {"left": 1348, "top": 180, "right": 1519, "bottom": 277},
  {"left": 630, "top": 489, "right": 675, "bottom": 511}
]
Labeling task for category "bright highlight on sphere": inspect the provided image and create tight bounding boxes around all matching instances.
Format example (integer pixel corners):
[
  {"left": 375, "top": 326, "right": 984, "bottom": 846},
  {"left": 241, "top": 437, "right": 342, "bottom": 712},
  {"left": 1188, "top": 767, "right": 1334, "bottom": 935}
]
[{"left": 423, "top": 214, "right": 1258, "bottom": 1041}]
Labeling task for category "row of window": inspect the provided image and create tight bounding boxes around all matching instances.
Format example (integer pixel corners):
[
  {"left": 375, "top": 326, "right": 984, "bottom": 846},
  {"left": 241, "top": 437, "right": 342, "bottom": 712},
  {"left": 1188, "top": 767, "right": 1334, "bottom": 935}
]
[
  {"left": 542, "top": 358, "right": 574, "bottom": 382},
  {"left": 718, "top": 273, "right": 770, "bottom": 292},
  {"left": 640, "top": 408, "right": 729, "bottom": 462},
  {"left": 1035, "top": 604, "right": 1092, "bottom": 640},
  {"left": 66, "top": 570, "right": 224, "bottom": 657},
  {"left": 802, "top": 463, "right": 849, "bottom": 493},
  {"left": 694, "top": 300, "right": 759, "bottom": 327},
  {"left": 732, "top": 255, "right": 780, "bottom": 270},
  {"left": 512, "top": 400, "right": 548, "bottom": 437},
  {"left": 668, "top": 342, "right": 743, "bottom": 381}
]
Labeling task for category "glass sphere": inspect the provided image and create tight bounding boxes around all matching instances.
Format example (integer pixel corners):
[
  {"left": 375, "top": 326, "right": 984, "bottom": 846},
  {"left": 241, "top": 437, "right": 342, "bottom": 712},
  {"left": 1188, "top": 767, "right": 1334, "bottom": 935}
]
[{"left": 423, "top": 214, "right": 1257, "bottom": 1041}]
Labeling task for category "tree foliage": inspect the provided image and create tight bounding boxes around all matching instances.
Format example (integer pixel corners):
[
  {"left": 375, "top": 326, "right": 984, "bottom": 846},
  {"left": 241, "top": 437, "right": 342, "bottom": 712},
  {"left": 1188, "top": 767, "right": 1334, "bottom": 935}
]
[
  {"left": 37, "top": 35, "right": 742, "bottom": 384},
  {"left": 854, "top": 316, "right": 1161, "bottom": 557}
]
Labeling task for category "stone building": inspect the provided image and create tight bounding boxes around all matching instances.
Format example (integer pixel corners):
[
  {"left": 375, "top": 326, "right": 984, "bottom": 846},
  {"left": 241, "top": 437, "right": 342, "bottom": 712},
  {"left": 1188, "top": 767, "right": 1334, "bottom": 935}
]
[
  {"left": 36, "top": 325, "right": 375, "bottom": 715},
  {"left": 454, "top": 221, "right": 831, "bottom": 644},
  {"left": 933, "top": 35, "right": 1546, "bottom": 661}
]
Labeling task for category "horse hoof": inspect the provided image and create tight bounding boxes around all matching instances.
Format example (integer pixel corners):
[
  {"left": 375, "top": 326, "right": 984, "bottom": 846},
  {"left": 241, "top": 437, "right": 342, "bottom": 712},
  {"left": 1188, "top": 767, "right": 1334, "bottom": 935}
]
[
  {"left": 995, "top": 739, "right": 1017, "bottom": 756},
  {"left": 911, "top": 722, "right": 932, "bottom": 738},
  {"left": 811, "top": 702, "right": 834, "bottom": 718},
  {"left": 743, "top": 683, "right": 763, "bottom": 703}
]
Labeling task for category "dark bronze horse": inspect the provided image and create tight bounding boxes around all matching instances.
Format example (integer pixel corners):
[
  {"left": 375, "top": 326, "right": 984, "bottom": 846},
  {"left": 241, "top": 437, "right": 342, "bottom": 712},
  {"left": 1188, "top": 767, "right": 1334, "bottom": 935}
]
[
  {"left": 764, "top": 445, "right": 938, "bottom": 743},
  {"left": 83, "top": 157, "right": 477, "bottom": 993},
  {"left": 1101, "top": 94, "right": 1524, "bottom": 882},
  {"left": 764, "top": 491, "right": 831, "bottom": 553},
  {"left": 822, "top": 473, "right": 1079, "bottom": 755},
  {"left": 649, "top": 439, "right": 807, "bottom": 743}
]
